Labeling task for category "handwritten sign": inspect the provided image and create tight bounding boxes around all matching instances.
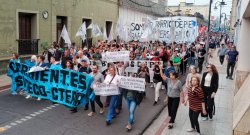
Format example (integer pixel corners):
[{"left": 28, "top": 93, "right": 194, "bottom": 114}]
[
  {"left": 102, "top": 51, "right": 130, "bottom": 63},
  {"left": 93, "top": 83, "right": 120, "bottom": 96},
  {"left": 119, "top": 76, "right": 145, "bottom": 91}
]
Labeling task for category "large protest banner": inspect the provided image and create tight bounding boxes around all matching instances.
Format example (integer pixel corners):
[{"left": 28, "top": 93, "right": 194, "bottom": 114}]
[
  {"left": 155, "top": 16, "right": 198, "bottom": 44},
  {"left": 128, "top": 22, "right": 145, "bottom": 41},
  {"left": 119, "top": 76, "right": 145, "bottom": 91},
  {"left": 7, "top": 61, "right": 93, "bottom": 107},
  {"left": 93, "top": 83, "right": 119, "bottom": 96},
  {"left": 102, "top": 51, "right": 130, "bottom": 63},
  {"left": 126, "top": 16, "right": 198, "bottom": 44}
]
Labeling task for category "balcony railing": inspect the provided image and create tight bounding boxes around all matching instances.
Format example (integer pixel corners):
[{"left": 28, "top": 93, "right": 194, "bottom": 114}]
[{"left": 17, "top": 39, "right": 39, "bottom": 55}]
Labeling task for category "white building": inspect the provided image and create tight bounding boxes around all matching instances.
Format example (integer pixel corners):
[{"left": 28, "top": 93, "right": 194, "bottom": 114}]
[{"left": 233, "top": 0, "right": 250, "bottom": 134}]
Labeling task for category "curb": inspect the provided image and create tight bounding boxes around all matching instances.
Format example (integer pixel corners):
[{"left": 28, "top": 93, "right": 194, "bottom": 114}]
[
  {"left": 139, "top": 104, "right": 167, "bottom": 135},
  {"left": 0, "top": 85, "right": 10, "bottom": 91}
]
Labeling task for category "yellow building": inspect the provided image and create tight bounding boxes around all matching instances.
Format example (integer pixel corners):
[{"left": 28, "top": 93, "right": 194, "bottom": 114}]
[
  {"left": 0, "top": 0, "right": 118, "bottom": 58},
  {"left": 0, "top": 0, "right": 118, "bottom": 74},
  {"left": 167, "top": 1, "right": 209, "bottom": 19}
]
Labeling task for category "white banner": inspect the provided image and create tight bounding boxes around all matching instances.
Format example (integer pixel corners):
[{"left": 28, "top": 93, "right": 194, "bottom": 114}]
[
  {"left": 119, "top": 76, "right": 145, "bottom": 91},
  {"left": 124, "top": 60, "right": 163, "bottom": 82},
  {"left": 93, "top": 83, "right": 120, "bottom": 96},
  {"left": 102, "top": 51, "right": 130, "bottom": 63},
  {"left": 89, "top": 60, "right": 107, "bottom": 72},
  {"left": 126, "top": 16, "right": 198, "bottom": 44},
  {"left": 129, "top": 22, "right": 145, "bottom": 41}
]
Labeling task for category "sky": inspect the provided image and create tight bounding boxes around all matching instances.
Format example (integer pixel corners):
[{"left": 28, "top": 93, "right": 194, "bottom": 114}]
[{"left": 168, "top": 0, "right": 232, "bottom": 20}]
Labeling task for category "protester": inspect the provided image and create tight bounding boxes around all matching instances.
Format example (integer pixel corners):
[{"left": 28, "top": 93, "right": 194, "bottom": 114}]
[
  {"left": 104, "top": 66, "right": 120, "bottom": 126},
  {"left": 197, "top": 42, "right": 206, "bottom": 73},
  {"left": 201, "top": 64, "right": 219, "bottom": 121},
  {"left": 61, "top": 49, "right": 72, "bottom": 69},
  {"left": 123, "top": 73, "right": 140, "bottom": 131},
  {"left": 88, "top": 65, "right": 104, "bottom": 116},
  {"left": 185, "top": 76, "right": 206, "bottom": 135},
  {"left": 217, "top": 44, "right": 227, "bottom": 65},
  {"left": 160, "top": 66, "right": 184, "bottom": 129},
  {"left": 170, "top": 50, "right": 181, "bottom": 73},
  {"left": 11, "top": 53, "right": 20, "bottom": 62},
  {"left": 153, "top": 64, "right": 163, "bottom": 105},
  {"left": 226, "top": 46, "right": 238, "bottom": 80}
]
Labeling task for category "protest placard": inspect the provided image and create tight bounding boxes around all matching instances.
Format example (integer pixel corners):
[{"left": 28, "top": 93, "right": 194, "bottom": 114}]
[
  {"left": 102, "top": 51, "right": 130, "bottom": 63},
  {"left": 119, "top": 76, "right": 145, "bottom": 91},
  {"left": 89, "top": 60, "right": 107, "bottom": 72},
  {"left": 93, "top": 83, "right": 120, "bottom": 96}
]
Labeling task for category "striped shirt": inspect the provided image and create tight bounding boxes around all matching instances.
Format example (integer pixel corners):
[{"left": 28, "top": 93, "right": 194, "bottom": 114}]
[{"left": 187, "top": 86, "right": 204, "bottom": 112}]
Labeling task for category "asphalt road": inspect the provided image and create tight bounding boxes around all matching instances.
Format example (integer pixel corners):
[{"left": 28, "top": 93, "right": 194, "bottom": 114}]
[
  {"left": 0, "top": 73, "right": 187, "bottom": 135},
  {"left": 0, "top": 84, "right": 166, "bottom": 135}
]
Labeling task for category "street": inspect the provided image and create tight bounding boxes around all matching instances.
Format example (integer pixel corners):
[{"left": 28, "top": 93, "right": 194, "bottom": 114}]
[{"left": 0, "top": 85, "right": 166, "bottom": 135}]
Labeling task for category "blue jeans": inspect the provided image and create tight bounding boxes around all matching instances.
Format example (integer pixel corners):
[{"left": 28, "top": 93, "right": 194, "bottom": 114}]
[
  {"left": 115, "top": 88, "right": 123, "bottom": 110},
  {"left": 106, "top": 95, "right": 118, "bottom": 122},
  {"left": 125, "top": 96, "right": 137, "bottom": 125}
]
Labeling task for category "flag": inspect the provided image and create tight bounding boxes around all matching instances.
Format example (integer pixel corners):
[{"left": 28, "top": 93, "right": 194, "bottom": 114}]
[
  {"left": 108, "top": 24, "right": 113, "bottom": 42},
  {"left": 76, "top": 22, "right": 87, "bottom": 41},
  {"left": 92, "top": 24, "right": 102, "bottom": 37},
  {"left": 60, "top": 25, "right": 71, "bottom": 46},
  {"left": 116, "top": 18, "right": 123, "bottom": 37},
  {"left": 87, "top": 22, "right": 94, "bottom": 29},
  {"left": 103, "top": 26, "right": 108, "bottom": 41}
]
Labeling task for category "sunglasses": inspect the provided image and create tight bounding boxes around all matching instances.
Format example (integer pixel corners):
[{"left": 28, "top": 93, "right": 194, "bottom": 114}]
[{"left": 206, "top": 66, "right": 211, "bottom": 69}]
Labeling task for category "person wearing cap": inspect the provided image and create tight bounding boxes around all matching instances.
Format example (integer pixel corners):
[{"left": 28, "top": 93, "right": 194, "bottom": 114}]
[
  {"left": 226, "top": 46, "right": 238, "bottom": 80},
  {"left": 73, "top": 50, "right": 90, "bottom": 70},
  {"left": 197, "top": 43, "right": 206, "bottom": 73}
]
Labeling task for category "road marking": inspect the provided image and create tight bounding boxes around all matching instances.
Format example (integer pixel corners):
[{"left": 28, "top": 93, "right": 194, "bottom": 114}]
[
  {"left": 30, "top": 114, "right": 37, "bottom": 117},
  {"left": 25, "top": 116, "right": 32, "bottom": 119},
  {"left": 4, "top": 125, "right": 11, "bottom": 129},
  {"left": 20, "top": 118, "right": 27, "bottom": 121},
  {"left": 10, "top": 123, "right": 17, "bottom": 126},
  {"left": 15, "top": 120, "right": 22, "bottom": 124},
  {"left": 0, "top": 104, "right": 59, "bottom": 133}
]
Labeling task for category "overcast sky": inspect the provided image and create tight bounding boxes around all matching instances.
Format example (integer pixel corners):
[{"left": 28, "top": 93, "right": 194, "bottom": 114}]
[{"left": 168, "top": 0, "right": 232, "bottom": 19}]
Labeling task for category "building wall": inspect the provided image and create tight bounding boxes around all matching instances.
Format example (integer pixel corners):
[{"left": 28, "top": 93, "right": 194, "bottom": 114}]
[
  {"left": 168, "top": 3, "right": 209, "bottom": 19},
  {"left": 230, "top": 0, "right": 237, "bottom": 32},
  {"left": 0, "top": 0, "right": 119, "bottom": 59},
  {"left": 233, "top": 0, "right": 250, "bottom": 134}
]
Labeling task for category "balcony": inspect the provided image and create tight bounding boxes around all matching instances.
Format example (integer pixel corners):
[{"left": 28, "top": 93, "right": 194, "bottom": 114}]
[{"left": 17, "top": 39, "right": 39, "bottom": 55}]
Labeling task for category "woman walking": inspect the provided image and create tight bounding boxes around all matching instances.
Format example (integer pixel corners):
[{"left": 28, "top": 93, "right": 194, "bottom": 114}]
[
  {"left": 184, "top": 76, "right": 207, "bottom": 135},
  {"left": 153, "top": 64, "right": 163, "bottom": 106},
  {"left": 160, "top": 65, "right": 184, "bottom": 129},
  {"left": 201, "top": 64, "right": 219, "bottom": 120}
]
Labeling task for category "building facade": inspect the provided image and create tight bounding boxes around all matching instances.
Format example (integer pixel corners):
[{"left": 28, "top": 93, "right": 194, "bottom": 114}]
[
  {"left": 233, "top": 0, "right": 250, "bottom": 135},
  {"left": 167, "top": 1, "right": 209, "bottom": 19},
  {"left": 0, "top": 0, "right": 118, "bottom": 58}
]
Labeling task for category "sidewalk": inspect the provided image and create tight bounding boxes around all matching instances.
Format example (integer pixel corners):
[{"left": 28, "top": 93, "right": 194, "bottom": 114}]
[
  {"left": 0, "top": 74, "right": 11, "bottom": 91},
  {"left": 143, "top": 49, "right": 233, "bottom": 135}
]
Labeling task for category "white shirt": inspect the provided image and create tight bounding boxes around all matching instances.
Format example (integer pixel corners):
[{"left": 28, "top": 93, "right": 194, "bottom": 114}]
[
  {"left": 204, "top": 73, "right": 212, "bottom": 87},
  {"left": 103, "top": 74, "right": 120, "bottom": 85}
]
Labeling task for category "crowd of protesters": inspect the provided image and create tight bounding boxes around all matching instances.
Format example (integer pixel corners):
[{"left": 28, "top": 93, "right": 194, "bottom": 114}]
[{"left": 9, "top": 32, "right": 238, "bottom": 134}]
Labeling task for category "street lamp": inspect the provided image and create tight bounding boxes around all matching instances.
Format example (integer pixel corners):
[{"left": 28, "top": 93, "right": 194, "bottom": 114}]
[
  {"left": 214, "top": 0, "right": 227, "bottom": 32},
  {"left": 221, "top": 13, "right": 227, "bottom": 32}
]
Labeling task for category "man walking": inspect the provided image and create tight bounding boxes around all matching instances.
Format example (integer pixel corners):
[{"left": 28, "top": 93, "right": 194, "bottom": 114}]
[
  {"left": 217, "top": 44, "right": 227, "bottom": 65},
  {"left": 197, "top": 42, "right": 206, "bottom": 73},
  {"left": 226, "top": 46, "right": 239, "bottom": 80}
]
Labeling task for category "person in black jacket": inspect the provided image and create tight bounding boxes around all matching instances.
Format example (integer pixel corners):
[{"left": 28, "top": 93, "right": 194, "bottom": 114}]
[{"left": 200, "top": 64, "right": 219, "bottom": 121}]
